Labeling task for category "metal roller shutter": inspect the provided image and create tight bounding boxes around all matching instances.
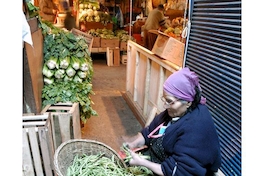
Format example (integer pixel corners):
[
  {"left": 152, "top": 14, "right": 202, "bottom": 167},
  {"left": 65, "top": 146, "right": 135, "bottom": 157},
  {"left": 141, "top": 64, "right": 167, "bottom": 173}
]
[{"left": 184, "top": 0, "right": 241, "bottom": 175}]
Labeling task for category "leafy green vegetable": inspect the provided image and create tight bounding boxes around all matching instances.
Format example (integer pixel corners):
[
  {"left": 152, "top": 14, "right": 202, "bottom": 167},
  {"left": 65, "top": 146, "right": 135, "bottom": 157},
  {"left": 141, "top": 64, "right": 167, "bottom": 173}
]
[
  {"left": 66, "top": 66, "right": 76, "bottom": 77},
  {"left": 40, "top": 20, "right": 96, "bottom": 122},
  {"left": 73, "top": 75, "right": 82, "bottom": 83},
  {"left": 42, "top": 64, "right": 54, "bottom": 78},
  {"left": 80, "top": 58, "right": 89, "bottom": 71},
  {"left": 71, "top": 56, "right": 80, "bottom": 70},
  {"left": 63, "top": 75, "right": 73, "bottom": 82},
  {"left": 42, "top": 81, "right": 98, "bottom": 122},
  {"left": 43, "top": 77, "right": 54, "bottom": 85},
  {"left": 46, "top": 56, "right": 58, "bottom": 69},
  {"left": 54, "top": 69, "right": 65, "bottom": 79},
  {"left": 59, "top": 56, "right": 71, "bottom": 69},
  {"left": 25, "top": 1, "right": 39, "bottom": 18},
  {"left": 77, "top": 70, "right": 87, "bottom": 79}
]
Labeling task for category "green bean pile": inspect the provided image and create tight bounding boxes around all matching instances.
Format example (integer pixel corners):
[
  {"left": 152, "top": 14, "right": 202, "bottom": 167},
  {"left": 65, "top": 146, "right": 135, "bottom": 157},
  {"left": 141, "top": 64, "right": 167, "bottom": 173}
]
[{"left": 66, "top": 153, "right": 153, "bottom": 176}]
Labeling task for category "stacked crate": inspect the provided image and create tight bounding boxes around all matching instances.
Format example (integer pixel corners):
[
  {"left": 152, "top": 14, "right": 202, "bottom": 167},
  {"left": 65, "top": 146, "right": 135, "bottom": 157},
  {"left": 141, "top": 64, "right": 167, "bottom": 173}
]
[
  {"left": 41, "top": 102, "right": 82, "bottom": 150},
  {"left": 22, "top": 113, "right": 55, "bottom": 175}
]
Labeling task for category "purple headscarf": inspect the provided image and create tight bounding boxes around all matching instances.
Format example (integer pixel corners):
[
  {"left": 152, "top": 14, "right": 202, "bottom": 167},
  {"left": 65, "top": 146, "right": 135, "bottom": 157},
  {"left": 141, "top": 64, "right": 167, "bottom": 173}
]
[{"left": 163, "top": 67, "right": 206, "bottom": 104}]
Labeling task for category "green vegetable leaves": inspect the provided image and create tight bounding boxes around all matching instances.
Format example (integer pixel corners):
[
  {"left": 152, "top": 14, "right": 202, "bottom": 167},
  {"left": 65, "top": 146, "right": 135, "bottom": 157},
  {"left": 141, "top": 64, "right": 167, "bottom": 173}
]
[
  {"left": 42, "top": 81, "right": 97, "bottom": 122},
  {"left": 41, "top": 21, "right": 97, "bottom": 122}
]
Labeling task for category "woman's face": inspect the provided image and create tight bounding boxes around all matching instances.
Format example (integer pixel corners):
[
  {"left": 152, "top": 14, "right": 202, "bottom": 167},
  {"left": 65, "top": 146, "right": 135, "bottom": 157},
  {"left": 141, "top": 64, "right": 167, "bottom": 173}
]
[{"left": 162, "top": 91, "right": 192, "bottom": 117}]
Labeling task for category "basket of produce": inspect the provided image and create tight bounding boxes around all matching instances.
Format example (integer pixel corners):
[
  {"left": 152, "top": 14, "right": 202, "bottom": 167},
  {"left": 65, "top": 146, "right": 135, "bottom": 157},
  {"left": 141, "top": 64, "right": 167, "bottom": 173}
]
[{"left": 54, "top": 139, "right": 127, "bottom": 176}]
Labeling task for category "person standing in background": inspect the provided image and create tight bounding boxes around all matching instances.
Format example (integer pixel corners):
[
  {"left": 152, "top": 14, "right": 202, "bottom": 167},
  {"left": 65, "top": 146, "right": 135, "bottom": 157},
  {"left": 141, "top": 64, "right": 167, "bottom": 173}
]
[
  {"left": 143, "top": 4, "right": 169, "bottom": 50},
  {"left": 64, "top": 5, "right": 76, "bottom": 31},
  {"left": 39, "top": 0, "right": 58, "bottom": 23},
  {"left": 64, "top": 11, "right": 76, "bottom": 31}
]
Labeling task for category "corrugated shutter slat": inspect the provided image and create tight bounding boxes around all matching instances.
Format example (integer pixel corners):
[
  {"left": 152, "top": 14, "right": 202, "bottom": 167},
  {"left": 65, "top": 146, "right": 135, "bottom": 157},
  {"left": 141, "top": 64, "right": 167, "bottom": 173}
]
[{"left": 185, "top": 0, "right": 241, "bottom": 175}]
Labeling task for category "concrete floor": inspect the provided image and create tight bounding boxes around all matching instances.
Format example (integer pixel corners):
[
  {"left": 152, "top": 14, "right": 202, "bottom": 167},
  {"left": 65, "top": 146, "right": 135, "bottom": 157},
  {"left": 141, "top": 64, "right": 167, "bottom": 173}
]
[{"left": 81, "top": 53, "right": 143, "bottom": 152}]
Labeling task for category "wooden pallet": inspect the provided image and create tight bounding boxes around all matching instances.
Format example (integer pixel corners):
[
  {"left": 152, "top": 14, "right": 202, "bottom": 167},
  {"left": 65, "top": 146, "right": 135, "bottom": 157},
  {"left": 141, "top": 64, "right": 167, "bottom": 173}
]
[
  {"left": 41, "top": 102, "right": 81, "bottom": 150},
  {"left": 22, "top": 113, "right": 55, "bottom": 176}
]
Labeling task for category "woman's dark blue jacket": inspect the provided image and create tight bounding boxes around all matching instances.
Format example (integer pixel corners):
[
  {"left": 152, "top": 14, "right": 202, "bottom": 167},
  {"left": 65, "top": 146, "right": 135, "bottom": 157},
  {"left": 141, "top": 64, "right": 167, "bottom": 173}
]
[{"left": 141, "top": 104, "right": 222, "bottom": 176}]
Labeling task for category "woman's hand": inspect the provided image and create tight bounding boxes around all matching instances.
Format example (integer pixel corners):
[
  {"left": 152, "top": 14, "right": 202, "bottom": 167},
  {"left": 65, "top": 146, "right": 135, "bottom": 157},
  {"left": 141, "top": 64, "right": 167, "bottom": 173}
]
[
  {"left": 129, "top": 150, "right": 164, "bottom": 176},
  {"left": 129, "top": 150, "right": 145, "bottom": 166},
  {"left": 124, "top": 132, "right": 146, "bottom": 149}
]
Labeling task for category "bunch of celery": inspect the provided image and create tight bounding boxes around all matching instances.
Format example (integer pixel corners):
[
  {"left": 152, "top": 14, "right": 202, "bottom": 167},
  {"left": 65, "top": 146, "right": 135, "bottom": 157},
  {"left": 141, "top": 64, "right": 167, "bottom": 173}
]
[
  {"left": 40, "top": 21, "right": 97, "bottom": 122},
  {"left": 42, "top": 55, "right": 92, "bottom": 84}
]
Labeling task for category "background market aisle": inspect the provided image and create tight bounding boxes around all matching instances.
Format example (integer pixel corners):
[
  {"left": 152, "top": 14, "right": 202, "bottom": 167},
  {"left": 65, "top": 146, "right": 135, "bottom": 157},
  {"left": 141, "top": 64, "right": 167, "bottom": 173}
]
[{"left": 81, "top": 54, "right": 143, "bottom": 152}]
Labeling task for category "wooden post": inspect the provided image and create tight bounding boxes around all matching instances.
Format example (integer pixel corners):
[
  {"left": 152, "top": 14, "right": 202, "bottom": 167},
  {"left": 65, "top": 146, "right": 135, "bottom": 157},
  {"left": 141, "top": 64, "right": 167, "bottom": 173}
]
[
  {"left": 113, "top": 48, "right": 120, "bottom": 66},
  {"left": 23, "top": 17, "right": 44, "bottom": 114},
  {"left": 107, "top": 47, "right": 114, "bottom": 66}
]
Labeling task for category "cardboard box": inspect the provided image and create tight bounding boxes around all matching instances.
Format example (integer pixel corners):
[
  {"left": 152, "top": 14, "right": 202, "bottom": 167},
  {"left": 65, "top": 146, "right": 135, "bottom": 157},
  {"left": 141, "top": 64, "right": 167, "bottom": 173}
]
[
  {"left": 101, "top": 38, "right": 120, "bottom": 48},
  {"left": 120, "top": 41, "right": 127, "bottom": 51},
  {"left": 152, "top": 32, "right": 185, "bottom": 67},
  {"left": 92, "top": 37, "right": 101, "bottom": 48}
]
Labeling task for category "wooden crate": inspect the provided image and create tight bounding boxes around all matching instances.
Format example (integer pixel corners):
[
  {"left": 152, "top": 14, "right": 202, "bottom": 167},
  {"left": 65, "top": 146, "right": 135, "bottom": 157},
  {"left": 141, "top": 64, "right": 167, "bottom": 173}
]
[
  {"left": 71, "top": 28, "right": 94, "bottom": 54},
  {"left": 120, "top": 41, "right": 127, "bottom": 51},
  {"left": 106, "top": 47, "right": 120, "bottom": 66},
  {"left": 100, "top": 38, "right": 120, "bottom": 48},
  {"left": 113, "top": 48, "right": 120, "bottom": 66},
  {"left": 22, "top": 113, "right": 55, "bottom": 176},
  {"left": 79, "top": 22, "right": 113, "bottom": 31},
  {"left": 92, "top": 37, "right": 101, "bottom": 48},
  {"left": 41, "top": 102, "right": 81, "bottom": 150}
]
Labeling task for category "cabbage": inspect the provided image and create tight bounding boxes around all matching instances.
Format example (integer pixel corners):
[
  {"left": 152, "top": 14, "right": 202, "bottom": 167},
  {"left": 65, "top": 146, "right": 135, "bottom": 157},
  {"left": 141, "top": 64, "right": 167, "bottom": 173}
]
[
  {"left": 54, "top": 69, "right": 65, "bottom": 79},
  {"left": 66, "top": 66, "right": 76, "bottom": 77},
  {"left": 93, "top": 10, "right": 98, "bottom": 16},
  {"left": 79, "top": 3, "right": 84, "bottom": 9},
  {"left": 46, "top": 56, "right": 58, "bottom": 69},
  {"left": 94, "top": 15, "right": 100, "bottom": 22},
  {"left": 87, "top": 8, "right": 94, "bottom": 16},
  {"left": 59, "top": 56, "right": 71, "bottom": 69},
  {"left": 88, "top": 4, "right": 92, "bottom": 9},
  {"left": 42, "top": 64, "right": 54, "bottom": 78}
]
